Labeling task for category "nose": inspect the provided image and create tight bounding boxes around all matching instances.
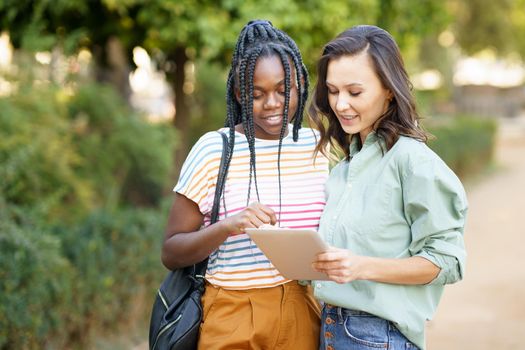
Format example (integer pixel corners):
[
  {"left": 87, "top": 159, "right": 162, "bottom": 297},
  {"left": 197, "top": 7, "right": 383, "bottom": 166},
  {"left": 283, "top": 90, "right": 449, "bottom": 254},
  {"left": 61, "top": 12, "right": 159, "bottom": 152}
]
[
  {"left": 264, "top": 92, "right": 282, "bottom": 110},
  {"left": 335, "top": 94, "right": 350, "bottom": 113}
]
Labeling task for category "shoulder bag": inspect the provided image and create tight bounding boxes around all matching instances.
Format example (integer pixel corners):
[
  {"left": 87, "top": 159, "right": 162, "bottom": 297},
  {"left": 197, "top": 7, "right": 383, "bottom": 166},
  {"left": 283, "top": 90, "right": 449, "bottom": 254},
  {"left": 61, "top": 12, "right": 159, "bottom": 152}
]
[{"left": 148, "top": 131, "right": 229, "bottom": 350}]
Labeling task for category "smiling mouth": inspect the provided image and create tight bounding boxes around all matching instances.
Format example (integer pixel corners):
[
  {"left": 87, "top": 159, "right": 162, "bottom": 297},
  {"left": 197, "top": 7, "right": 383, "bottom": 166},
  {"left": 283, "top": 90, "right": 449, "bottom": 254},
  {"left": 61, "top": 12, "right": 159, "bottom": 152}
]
[
  {"left": 340, "top": 114, "right": 358, "bottom": 120},
  {"left": 264, "top": 115, "right": 282, "bottom": 122}
]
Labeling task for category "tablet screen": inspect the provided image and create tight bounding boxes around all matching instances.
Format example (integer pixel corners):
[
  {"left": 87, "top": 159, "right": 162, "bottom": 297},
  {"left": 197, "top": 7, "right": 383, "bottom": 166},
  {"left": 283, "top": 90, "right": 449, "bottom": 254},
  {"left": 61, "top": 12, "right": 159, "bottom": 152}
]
[{"left": 245, "top": 228, "right": 330, "bottom": 280}]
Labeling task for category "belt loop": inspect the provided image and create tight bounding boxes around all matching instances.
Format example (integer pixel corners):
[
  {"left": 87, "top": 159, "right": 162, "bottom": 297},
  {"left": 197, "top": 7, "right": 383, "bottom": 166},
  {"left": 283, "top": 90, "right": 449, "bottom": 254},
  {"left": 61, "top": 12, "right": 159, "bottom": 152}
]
[{"left": 337, "top": 307, "right": 344, "bottom": 324}]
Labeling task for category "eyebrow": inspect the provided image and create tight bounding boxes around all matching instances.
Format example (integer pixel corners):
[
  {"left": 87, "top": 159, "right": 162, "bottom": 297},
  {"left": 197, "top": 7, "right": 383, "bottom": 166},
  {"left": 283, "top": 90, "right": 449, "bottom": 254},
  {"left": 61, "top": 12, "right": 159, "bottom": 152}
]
[
  {"left": 254, "top": 79, "right": 287, "bottom": 90},
  {"left": 325, "top": 81, "right": 362, "bottom": 88}
]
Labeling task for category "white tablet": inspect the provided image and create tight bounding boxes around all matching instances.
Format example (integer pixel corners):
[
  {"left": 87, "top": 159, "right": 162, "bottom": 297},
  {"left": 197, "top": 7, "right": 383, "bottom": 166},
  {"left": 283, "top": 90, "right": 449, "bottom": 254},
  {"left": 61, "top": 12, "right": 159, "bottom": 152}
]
[{"left": 245, "top": 228, "right": 330, "bottom": 280}]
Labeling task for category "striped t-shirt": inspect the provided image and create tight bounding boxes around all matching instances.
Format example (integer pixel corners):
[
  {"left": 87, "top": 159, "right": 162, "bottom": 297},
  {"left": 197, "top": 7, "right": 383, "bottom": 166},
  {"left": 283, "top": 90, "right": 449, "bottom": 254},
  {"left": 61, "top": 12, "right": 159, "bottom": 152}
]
[{"left": 174, "top": 125, "right": 329, "bottom": 290}]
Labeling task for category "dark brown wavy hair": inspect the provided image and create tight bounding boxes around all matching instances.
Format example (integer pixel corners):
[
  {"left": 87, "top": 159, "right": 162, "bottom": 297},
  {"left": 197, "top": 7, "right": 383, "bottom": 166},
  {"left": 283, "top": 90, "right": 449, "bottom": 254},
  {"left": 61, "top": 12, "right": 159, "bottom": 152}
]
[{"left": 309, "top": 25, "right": 428, "bottom": 160}]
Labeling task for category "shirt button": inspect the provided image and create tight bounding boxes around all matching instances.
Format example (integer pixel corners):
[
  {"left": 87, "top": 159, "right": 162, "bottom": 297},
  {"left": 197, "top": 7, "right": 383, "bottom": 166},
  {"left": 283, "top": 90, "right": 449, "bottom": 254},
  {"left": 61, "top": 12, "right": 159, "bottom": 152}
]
[
  {"left": 325, "top": 331, "right": 333, "bottom": 338},
  {"left": 325, "top": 317, "right": 334, "bottom": 325},
  {"left": 327, "top": 346, "right": 334, "bottom": 350},
  {"left": 347, "top": 183, "right": 352, "bottom": 189},
  {"left": 316, "top": 283, "right": 322, "bottom": 288}
]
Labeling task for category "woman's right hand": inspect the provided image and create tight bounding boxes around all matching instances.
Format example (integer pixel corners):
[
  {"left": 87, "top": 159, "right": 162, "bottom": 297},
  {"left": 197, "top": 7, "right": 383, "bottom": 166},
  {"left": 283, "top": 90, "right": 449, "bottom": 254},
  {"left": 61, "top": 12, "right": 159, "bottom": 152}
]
[
  {"left": 163, "top": 196, "right": 276, "bottom": 269},
  {"left": 221, "top": 202, "right": 277, "bottom": 235}
]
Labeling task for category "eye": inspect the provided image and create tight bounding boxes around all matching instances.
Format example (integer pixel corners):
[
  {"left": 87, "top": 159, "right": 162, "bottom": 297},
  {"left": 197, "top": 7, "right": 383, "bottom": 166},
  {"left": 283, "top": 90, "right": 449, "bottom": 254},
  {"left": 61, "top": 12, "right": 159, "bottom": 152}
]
[
  {"left": 327, "top": 89, "right": 338, "bottom": 95},
  {"left": 349, "top": 91, "right": 361, "bottom": 97},
  {"left": 253, "top": 93, "right": 263, "bottom": 100}
]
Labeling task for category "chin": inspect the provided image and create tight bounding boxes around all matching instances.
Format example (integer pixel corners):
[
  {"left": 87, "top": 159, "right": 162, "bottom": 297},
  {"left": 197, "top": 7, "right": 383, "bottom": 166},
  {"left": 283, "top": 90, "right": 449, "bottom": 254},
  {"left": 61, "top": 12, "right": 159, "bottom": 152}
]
[{"left": 340, "top": 126, "right": 358, "bottom": 135}]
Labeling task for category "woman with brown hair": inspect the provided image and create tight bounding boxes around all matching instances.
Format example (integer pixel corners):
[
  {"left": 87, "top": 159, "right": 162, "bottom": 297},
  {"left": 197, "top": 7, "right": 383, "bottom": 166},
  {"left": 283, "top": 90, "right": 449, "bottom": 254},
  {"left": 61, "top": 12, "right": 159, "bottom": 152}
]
[{"left": 309, "top": 25, "right": 467, "bottom": 350}]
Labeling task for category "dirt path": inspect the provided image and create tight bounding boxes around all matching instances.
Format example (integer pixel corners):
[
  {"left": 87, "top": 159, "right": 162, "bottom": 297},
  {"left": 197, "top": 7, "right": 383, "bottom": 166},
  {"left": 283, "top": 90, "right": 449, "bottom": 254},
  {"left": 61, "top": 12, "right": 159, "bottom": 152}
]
[{"left": 426, "top": 116, "right": 525, "bottom": 349}]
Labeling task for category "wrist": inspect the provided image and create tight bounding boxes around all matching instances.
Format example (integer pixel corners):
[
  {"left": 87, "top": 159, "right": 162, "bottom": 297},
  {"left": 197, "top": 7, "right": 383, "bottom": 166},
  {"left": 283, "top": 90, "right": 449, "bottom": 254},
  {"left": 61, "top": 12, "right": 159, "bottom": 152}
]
[
  {"left": 358, "top": 255, "right": 377, "bottom": 281},
  {"left": 216, "top": 218, "right": 236, "bottom": 236}
]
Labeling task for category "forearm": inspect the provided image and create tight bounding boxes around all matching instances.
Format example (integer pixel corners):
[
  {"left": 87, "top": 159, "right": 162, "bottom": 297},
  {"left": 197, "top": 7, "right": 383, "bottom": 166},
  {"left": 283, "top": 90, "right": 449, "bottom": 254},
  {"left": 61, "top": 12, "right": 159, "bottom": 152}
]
[
  {"left": 162, "top": 194, "right": 277, "bottom": 270},
  {"left": 360, "top": 255, "right": 440, "bottom": 285},
  {"left": 161, "top": 220, "right": 232, "bottom": 269}
]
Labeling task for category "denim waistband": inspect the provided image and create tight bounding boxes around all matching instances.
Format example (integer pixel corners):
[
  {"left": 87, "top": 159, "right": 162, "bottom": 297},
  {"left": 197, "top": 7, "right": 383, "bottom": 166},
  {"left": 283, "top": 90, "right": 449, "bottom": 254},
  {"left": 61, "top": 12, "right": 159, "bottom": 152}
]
[{"left": 324, "top": 304, "right": 377, "bottom": 317}]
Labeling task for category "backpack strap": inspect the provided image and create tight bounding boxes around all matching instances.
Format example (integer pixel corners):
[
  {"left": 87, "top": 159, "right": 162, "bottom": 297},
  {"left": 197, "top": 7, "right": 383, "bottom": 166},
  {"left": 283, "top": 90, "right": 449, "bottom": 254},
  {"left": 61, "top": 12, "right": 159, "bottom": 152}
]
[{"left": 194, "top": 130, "right": 229, "bottom": 278}]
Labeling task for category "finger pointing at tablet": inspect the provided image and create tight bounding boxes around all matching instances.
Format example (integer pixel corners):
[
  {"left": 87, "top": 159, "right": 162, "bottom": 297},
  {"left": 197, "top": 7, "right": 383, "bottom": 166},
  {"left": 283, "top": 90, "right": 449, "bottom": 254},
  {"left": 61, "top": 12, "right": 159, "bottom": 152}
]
[{"left": 221, "top": 202, "right": 277, "bottom": 235}]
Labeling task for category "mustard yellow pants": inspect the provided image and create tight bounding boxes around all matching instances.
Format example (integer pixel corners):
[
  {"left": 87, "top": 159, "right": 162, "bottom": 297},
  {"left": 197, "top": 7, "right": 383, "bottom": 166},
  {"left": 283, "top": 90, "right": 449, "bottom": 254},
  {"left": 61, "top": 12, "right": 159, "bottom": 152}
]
[{"left": 198, "top": 281, "right": 320, "bottom": 350}]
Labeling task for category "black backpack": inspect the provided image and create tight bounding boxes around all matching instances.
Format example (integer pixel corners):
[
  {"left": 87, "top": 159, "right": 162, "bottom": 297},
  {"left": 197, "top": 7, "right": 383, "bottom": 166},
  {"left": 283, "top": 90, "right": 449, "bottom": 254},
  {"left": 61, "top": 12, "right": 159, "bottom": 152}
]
[{"left": 149, "top": 131, "right": 229, "bottom": 350}]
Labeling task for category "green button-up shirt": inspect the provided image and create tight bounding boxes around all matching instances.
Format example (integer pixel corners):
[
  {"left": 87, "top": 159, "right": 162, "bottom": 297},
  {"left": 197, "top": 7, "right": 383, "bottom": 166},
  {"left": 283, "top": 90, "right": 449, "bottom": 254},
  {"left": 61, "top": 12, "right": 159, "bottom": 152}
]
[{"left": 313, "top": 133, "right": 467, "bottom": 350}]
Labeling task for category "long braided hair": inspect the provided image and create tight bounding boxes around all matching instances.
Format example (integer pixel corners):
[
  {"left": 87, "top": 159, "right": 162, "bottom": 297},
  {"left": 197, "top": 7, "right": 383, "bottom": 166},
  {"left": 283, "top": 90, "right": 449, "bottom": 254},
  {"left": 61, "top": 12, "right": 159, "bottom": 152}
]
[{"left": 218, "top": 20, "right": 309, "bottom": 223}]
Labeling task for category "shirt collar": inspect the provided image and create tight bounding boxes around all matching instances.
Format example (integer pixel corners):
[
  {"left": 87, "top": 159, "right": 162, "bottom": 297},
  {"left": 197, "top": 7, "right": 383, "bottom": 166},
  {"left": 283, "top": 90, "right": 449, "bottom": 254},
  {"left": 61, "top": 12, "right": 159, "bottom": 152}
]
[{"left": 349, "top": 132, "right": 380, "bottom": 157}]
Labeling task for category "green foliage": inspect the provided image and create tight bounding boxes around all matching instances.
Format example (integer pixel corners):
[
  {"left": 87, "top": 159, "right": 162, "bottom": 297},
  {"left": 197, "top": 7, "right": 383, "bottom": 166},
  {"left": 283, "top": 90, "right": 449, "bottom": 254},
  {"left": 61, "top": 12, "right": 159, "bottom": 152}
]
[
  {"left": 0, "top": 199, "right": 167, "bottom": 349},
  {"left": 188, "top": 60, "right": 227, "bottom": 146},
  {"left": 426, "top": 115, "right": 498, "bottom": 178},
  {"left": 0, "top": 82, "right": 174, "bottom": 348},
  {"left": 0, "top": 82, "right": 175, "bottom": 223},
  {"left": 0, "top": 85, "right": 91, "bottom": 221},
  {"left": 376, "top": 0, "right": 450, "bottom": 51},
  {"left": 1, "top": 0, "right": 453, "bottom": 177},
  {"left": 454, "top": 0, "right": 514, "bottom": 55},
  {"left": 66, "top": 83, "right": 176, "bottom": 208},
  {"left": 50, "top": 205, "right": 167, "bottom": 346},
  {"left": 0, "top": 201, "right": 74, "bottom": 350},
  {"left": 0, "top": 0, "right": 451, "bottom": 70}
]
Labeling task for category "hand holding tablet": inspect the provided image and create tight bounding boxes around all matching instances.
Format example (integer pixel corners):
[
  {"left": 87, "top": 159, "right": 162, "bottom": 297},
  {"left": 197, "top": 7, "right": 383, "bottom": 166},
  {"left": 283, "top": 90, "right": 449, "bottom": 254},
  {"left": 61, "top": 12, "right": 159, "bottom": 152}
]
[{"left": 245, "top": 227, "right": 330, "bottom": 280}]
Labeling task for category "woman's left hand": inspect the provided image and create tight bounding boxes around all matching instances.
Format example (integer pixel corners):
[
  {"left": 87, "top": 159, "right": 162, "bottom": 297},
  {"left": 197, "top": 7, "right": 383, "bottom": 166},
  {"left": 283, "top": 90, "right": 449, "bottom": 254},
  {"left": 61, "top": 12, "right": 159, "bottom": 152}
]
[{"left": 312, "top": 247, "right": 368, "bottom": 284}]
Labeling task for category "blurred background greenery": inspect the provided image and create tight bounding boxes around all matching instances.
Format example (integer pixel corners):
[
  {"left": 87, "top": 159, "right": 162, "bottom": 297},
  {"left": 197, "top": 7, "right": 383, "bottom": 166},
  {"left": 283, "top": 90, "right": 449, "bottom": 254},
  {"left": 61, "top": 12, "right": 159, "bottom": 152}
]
[{"left": 0, "top": 0, "right": 522, "bottom": 349}]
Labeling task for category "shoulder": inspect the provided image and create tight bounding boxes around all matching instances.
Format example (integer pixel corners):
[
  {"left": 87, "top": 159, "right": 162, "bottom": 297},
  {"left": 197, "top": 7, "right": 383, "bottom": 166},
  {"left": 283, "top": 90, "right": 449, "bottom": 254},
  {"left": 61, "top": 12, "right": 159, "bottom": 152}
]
[
  {"left": 391, "top": 136, "right": 443, "bottom": 170},
  {"left": 187, "top": 130, "right": 225, "bottom": 158},
  {"left": 178, "top": 130, "right": 226, "bottom": 179},
  {"left": 392, "top": 136, "right": 464, "bottom": 190},
  {"left": 197, "top": 129, "right": 225, "bottom": 147}
]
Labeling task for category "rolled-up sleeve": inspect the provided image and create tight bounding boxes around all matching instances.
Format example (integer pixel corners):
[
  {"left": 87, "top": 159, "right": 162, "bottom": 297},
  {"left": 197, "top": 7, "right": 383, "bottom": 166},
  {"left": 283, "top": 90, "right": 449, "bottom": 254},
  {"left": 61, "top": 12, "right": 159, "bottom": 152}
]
[{"left": 402, "top": 157, "right": 468, "bottom": 285}]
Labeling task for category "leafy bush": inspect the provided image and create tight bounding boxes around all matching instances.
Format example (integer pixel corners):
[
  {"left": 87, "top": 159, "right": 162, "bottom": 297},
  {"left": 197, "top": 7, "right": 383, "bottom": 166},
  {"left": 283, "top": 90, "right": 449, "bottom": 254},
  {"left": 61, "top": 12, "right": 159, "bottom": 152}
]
[
  {"left": 426, "top": 115, "right": 498, "bottom": 178},
  {"left": 0, "top": 201, "right": 74, "bottom": 350},
  {"left": 66, "top": 84, "right": 176, "bottom": 208},
  {"left": 0, "top": 86, "right": 90, "bottom": 221},
  {"left": 0, "top": 197, "right": 168, "bottom": 349},
  {"left": 0, "top": 83, "right": 176, "bottom": 224},
  {"left": 0, "top": 82, "right": 174, "bottom": 349},
  {"left": 51, "top": 205, "right": 167, "bottom": 346}
]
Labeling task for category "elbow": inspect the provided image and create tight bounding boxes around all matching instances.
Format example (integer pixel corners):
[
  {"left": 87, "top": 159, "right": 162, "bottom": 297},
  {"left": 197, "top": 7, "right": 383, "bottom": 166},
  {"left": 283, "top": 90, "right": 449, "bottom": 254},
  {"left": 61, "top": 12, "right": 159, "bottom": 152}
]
[
  {"left": 445, "top": 263, "right": 464, "bottom": 285},
  {"left": 423, "top": 263, "right": 441, "bottom": 285},
  {"left": 427, "top": 260, "right": 464, "bottom": 286},
  {"left": 161, "top": 248, "right": 190, "bottom": 270},
  {"left": 161, "top": 245, "right": 178, "bottom": 270},
  {"left": 161, "top": 238, "right": 187, "bottom": 270},
  {"left": 161, "top": 239, "right": 208, "bottom": 270},
  {"left": 441, "top": 256, "right": 465, "bottom": 285}
]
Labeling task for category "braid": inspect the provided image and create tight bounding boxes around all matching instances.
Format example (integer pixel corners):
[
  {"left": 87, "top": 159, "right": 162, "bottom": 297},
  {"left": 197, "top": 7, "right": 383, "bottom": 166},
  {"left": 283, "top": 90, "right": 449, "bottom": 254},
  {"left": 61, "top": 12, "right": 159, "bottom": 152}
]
[
  {"left": 257, "top": 25, "right": 269, "bottom": 40},
  {"left": 243, "top": 47, "right": 263, "bottom": 204},
  {"left": 225, "top": 74, "right": 238, "bottom": 128},
  {"left": 245, "top": 26, "right": 255, "bottom": 51},
  {"left": 276, "top": 45, "right": 308, "bottom": 141},
  {"left": 224, "top": 20, "right": 310, "bottom": 217},
  {"left": 295, "top": 61, "right": 309, "bottom": 140},
  {"left": 274, "top": 45, "right": 292, "bottom": 224}
]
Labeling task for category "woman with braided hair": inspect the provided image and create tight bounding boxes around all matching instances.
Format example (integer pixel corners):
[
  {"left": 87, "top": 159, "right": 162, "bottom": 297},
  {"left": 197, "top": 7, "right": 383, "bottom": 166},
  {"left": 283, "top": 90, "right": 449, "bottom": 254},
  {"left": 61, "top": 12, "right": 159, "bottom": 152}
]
[{"left": 161, "top": 20, "right": 329, "bottom": 349}]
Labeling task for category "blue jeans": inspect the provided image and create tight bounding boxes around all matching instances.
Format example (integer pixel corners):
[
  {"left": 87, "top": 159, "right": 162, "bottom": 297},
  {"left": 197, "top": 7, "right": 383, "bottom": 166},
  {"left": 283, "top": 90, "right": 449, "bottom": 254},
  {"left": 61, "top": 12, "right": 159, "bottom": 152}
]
[{"left": 319, "top": 304, "right": 419, "bottom": 350}]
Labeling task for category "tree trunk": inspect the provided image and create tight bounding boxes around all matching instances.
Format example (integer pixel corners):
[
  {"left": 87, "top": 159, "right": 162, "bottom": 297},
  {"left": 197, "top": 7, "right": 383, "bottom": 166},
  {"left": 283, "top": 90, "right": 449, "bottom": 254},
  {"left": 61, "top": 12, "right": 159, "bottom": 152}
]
[
  {"left": 167, "top": 47, "right": 190, "bottom": 181},
  {"left": 91, "top": 37, "right": 132, "bottom": 101}
]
